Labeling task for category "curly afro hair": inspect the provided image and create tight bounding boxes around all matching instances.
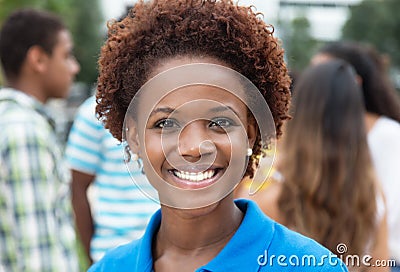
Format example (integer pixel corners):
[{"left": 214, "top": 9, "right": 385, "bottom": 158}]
[{"left": 96, "top": 0, "right": 291, "bottom": 177}]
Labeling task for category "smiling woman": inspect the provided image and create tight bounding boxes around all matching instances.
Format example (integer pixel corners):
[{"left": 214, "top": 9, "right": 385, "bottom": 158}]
[{"left": 89, "top": 0, "right": 348, "bottom": 271}]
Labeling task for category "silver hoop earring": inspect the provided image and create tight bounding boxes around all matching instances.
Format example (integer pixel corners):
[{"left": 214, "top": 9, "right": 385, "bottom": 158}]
[{"left": 247, "top": 148, "right": 253, "bottom": 157}]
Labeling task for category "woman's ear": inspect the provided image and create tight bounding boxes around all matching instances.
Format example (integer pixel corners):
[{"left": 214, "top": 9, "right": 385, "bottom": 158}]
[
  {"left": 247, "top": 116, "right": 257, "bottom": 149},
  {"left": 126, "top": 121, "right": 141, "bottom": 155}
]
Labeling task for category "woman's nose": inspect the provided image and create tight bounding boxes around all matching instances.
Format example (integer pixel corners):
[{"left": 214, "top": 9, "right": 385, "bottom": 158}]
[{"left": 178, "top": 121, "right": 215, "bottom": 159}]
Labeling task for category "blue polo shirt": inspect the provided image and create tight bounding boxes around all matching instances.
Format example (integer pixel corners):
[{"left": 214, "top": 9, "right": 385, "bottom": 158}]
[{"left": 89, "top": 199, "right": 348, "bottom": 271}]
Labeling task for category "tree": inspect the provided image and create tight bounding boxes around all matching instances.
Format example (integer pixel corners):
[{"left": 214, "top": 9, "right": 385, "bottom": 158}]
[
  {"left": 0, "top": 0, "right": 76, "bottom": 39},
  {"left": 279, "top": 16, "right": 318, "bottom": 73},
  {"left": 69, "top": 0, "right": 104, "bottom": 84},
  {"left": 343, "top": 0, "right": 400, "bottom": 69}
]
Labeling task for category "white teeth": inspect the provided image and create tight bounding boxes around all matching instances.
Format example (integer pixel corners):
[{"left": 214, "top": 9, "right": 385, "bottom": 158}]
[{"left": 173, "top": 169, "right": 216, "bottom": 182}]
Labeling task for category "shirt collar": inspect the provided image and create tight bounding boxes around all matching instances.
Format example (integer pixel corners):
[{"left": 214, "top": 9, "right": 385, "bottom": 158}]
[
  {"left": 199, "top": 199, "right": 274, "bottom": 271},
  {"left": 136, "top": 199, "right": 274, "bottom": 272},
  {"left": 0, "top": 88, "right": 56, "bottom": 129},
  {"left": 134, "top": 208, "right": 161, "bottom": 271}
]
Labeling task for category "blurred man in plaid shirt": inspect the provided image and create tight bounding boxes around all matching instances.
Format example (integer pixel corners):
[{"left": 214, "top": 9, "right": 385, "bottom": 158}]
[{"left": 0, "top": 8, "right": 80, "bottom": 271}]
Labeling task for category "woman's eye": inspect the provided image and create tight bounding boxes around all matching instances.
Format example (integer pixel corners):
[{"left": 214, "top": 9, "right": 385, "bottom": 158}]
[
  {"left": 154, "top": 118, "right": 180, "bottom": 129},
  {"left": 209, "top": 118, "right": 235, "bottom": 128}
]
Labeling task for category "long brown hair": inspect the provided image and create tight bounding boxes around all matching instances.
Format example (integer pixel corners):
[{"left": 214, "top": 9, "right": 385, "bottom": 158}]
[{"left": 278, "top": 60, "right": 377, "bottom": 257}]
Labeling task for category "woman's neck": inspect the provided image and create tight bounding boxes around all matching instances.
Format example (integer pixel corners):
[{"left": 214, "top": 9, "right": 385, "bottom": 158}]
[{"left": 153, "top": 195, "right": 243, "bottom": 262}]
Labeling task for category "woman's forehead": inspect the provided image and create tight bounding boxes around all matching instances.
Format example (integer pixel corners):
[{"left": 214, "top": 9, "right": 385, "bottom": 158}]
[
  {"left": 133, "top": 59, "right": 249, "bottom": 118},
  {"left": 151, "top": 55, "right": 229, "bottom": 77},
  {"left": 152, "top": 85, "right": 246, "bottom": 110}
]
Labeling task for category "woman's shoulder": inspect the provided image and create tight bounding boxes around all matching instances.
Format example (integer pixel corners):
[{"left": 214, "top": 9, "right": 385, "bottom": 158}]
[
  {"left": 265, "top": 222, "right": 348, "bottom": 271},
  {"left": 368, "top": 116, "right": 400, "bottom": 155},
  {"left": 233, "top": 200, "right": 347, "bottom": 271},
  {"left": 88, "top": 240, "right": 141, "bottom": 272},
  {"left": 370, "top": 116, "right": 400, "bottom": 138}
]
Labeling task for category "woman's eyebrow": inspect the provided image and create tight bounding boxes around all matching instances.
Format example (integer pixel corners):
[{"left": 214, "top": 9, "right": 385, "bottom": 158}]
[
  {"left": 149, "top": 105, "right": 239, "bottom": 117},
  {"left": 149, "top": 107, "right": 176, "bottom": 117},
  {"left": 210, "top": 105, "right": 239, "bottom": 116}
]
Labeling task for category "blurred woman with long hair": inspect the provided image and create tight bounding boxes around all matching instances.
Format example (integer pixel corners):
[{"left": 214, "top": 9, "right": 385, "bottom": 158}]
[
  {"left": 258, "top": 60, "right": 389, "bottom": 271},
  {"left": 312, "top": 42, "right": 400, "bottom": 271}
]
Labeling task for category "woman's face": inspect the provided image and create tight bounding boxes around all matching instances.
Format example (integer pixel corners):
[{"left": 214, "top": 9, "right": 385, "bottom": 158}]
[
  {"left": 145, "top": 85, "right": 250, "bottom": 189},
  {"left": 126, "top": 57, "right": 257, "bottom": 208}
]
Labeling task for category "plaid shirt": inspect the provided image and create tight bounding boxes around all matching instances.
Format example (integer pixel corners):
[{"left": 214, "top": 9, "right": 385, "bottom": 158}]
[{"left": 0, "top": 88, "right": 78, "bottom": 272}]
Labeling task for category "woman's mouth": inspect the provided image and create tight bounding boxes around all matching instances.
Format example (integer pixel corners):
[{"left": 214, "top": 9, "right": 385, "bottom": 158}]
[
  {"left": 167, "top": 168, "right": 222, "bottom": 189},
  {"left": 173, "top": 169, "right": 216, "bottom": 181}
]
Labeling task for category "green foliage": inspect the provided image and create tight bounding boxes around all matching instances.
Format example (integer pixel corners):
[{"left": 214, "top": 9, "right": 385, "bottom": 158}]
[
  {"left": 0, "top": 0, "right": 104, "bottom": 85},
  {"left": 0, "top": 0, "right": 39, "bottom": 20},
  {"left": 0, "top": 0, "right": 75, "bottom": 32},
  {"left": 343, "top": 0, "right": 400, "bottom": 68},
  {"left": 68, "top": 0, "right": 104, "bottom": 84},
  {"left": 279, "top": 16, "right": 319, "bottom": 72}
]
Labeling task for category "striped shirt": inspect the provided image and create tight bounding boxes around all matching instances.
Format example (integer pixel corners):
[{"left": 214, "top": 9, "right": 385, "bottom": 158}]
[
  {"left": 0, "top": 88, "right": 78, "bottom": 272},
  {"left": 65, "top": 96, "right": 159, "bottom": 262}
]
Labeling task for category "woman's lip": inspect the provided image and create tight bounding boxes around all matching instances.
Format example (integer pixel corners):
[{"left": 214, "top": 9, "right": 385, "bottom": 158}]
[{"left": 167, "top": 168, "right": 223, "bottom": 189}]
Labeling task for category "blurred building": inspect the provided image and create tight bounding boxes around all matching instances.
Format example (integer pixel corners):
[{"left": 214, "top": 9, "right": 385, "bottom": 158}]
[
  {"left": 277, "top": 0, "right": 362, "bottom": 41},
  {"left": 100, "top": 0, "right": 361, "bottom": 42}
]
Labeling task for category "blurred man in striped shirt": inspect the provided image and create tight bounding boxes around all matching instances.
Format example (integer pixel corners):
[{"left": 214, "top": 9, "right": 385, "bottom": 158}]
[{"left": 66, "top": 96, "right": 159, "bottom": 263}]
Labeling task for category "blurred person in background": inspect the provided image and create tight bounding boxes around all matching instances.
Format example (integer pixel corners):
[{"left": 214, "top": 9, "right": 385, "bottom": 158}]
[
  {"left": 257, "top": 60, "right": 389, "bottom": 271},
  {"left": 312, "top": 41, "right": 400, "bottom": 271},
  {"left": 0, "top": 8, "right": 80, "bottom": 271},
  {"left": 65, "top": 5, "right": 159, "bottom": 264},
  {"left": 66, "top": 95, "right": 160, "bottom": 263},
  {"left": 235, "top": 69, "right": 298, "bottom": 198}
]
